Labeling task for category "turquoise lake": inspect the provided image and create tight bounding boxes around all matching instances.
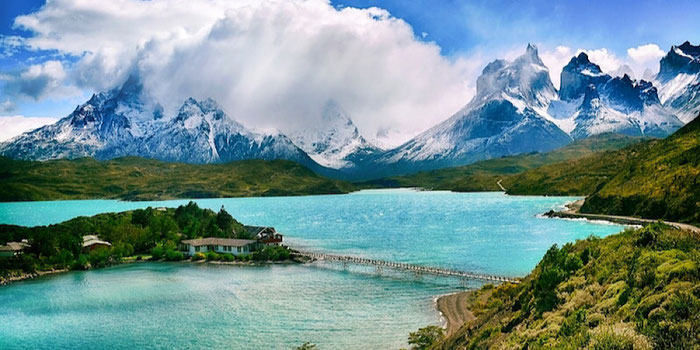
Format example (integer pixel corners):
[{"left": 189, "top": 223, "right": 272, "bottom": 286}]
[{"left": 0, "top": 190, "right": 625, "bottom": 349}]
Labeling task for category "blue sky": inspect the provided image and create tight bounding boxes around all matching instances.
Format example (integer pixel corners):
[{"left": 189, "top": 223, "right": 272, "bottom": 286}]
[
  {"left": 0, "top": 0, "right": 698, "bottom": 144},
  {"left": 333, "top": 0, "right": 700, "bottom": 56}
]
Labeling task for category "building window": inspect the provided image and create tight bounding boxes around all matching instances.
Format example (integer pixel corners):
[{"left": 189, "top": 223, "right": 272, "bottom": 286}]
[{"left": 237, "top": 247, "right": 241, "bottom": 253}]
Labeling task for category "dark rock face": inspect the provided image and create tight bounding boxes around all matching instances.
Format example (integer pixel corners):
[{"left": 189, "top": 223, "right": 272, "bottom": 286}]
[
  {"left": 559, "top": 53, "right": 609, "bottom": 101},
  {"left": 557, "top": 53, "right": 683, "bottom": 139}
]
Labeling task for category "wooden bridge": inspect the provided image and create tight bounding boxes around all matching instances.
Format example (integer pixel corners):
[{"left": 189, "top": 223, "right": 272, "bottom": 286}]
[{"left": 293, "top": 251, "right": 520, "bottom": 284}]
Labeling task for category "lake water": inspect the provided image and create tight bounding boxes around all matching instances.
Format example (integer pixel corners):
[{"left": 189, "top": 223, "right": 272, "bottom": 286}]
[{"left": 0, "top": 190, "right": 625, "bottom": 349}]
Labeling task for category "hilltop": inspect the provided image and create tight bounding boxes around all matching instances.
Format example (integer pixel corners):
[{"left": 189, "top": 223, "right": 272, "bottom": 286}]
[
  {"left": 363, "top": 133, "right": 643, "bottom": 191},
  {"left": 0, "top": 156, "right": 355, "bottom": 202},
  {"left": 505, "top": 114, "right": 700, "bottom": 225},
  {"left": 415, "top": 223, "right": 698, "bottom": 349}
]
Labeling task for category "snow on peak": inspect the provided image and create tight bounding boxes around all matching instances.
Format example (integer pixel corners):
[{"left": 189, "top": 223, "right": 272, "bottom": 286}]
[{"left": 289, "top": 101, "right": 379, "bottom": 169}]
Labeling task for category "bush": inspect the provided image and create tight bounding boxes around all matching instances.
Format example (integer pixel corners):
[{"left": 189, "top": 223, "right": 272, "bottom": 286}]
[
  {"left": 164, "top": 249, "right": 184, "bottom": 261},
  {"left": 72, "top": 254, "right": 90, "bottom": 270},
  {"left": 150, "top": 242, "right": 166, "bottom": 260},
  {"left": 88, "top": 247, "right": 112, "bottom": 268},
  {"left": 253, "top": 245, "right": 291, "bottom": 261},
  {"left": 205, "top": 251, "right": 220, "bottom": 261},
  {"left": 192, "top": 252, "right": 205, "bottom": 261},
  {"left": 221, "top": 254, "right": 235, "bottom": 262},
  {"left": 408, "top": 326, "right": 445, "bottom": 350}
]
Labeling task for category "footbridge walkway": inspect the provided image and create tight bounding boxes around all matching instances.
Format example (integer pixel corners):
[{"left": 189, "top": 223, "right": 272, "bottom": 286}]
[{"left": 293, "top": 250, "right": 520, "bottom": 284}]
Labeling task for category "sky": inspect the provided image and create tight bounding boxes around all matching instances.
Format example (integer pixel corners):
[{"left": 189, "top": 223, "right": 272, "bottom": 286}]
[{"left": 0, "top": 0, "right": 698, "bottom": 146}]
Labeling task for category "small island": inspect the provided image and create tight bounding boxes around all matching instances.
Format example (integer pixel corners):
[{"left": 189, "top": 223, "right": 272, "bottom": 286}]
[{"left": 0, "top": 202, "right": 295, "bottom": 285}]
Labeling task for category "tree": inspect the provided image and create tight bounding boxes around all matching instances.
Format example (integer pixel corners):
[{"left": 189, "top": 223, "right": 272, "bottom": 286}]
[
  {"left": 294, "top": 342, "right": 317, "bottom": 350},
  {"left": 216, "top": 207, "right": 235, "bottom": 234},
  {"left": 408, "top": 326, "right": 445, "bottom": 350}
]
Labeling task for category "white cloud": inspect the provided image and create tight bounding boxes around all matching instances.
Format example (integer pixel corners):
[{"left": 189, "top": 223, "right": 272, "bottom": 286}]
[
  {"left": 13, "top": 0, "right": 480, "bottom": 147},
  {"left": 0, "top": 115, "right": 58, "bottom": 142},
  {"left": 9, "top": 0, "right": 672, "bottom": 147},
  {"left": 540, "top": 46, "right": 574, "bottom": 89},
  {"left": 0, "top": 35, "right": 25, "bottom": 58},
  {"left": 2, "top": 60, "right": 82, "bottom": 101},
  {"left": 627, "top": 44, "right": 665, "bottom": 63}
]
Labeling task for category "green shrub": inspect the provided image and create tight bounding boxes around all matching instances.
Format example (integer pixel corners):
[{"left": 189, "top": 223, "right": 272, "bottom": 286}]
[
  {"left": 408, "top": 325, "right": 445, "bottom": 350},
  {"left": 192, "top": 252, "right": 205, "bottom": 261},
  {"left": 88, "top": 247, "right": 111, "bottom": 268},
  {"left": 164, "top": 249, "right": 184, "bottom": 261},
  {"left": 253, "top": 245, "right": 291, "bottom": 261},
  {"left": 591, "top": 331, "right": 634, "bottom": 350},
  {"left": 150, "top": 242, "right": 165, "bottom": 260},
  {"left": 221, "top": 254, "right": 235, "bottom": 262},
  {"left": 205, "top": 251, "right": 220, "bottom": 261}
]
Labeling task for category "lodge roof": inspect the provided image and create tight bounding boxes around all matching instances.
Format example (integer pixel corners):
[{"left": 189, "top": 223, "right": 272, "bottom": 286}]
[
  {"left": 82, "top": 235, "right": 112, "bottom": 248},
  {"left": 244, "top": 225, "right": 276, "bottom": 236},
  {"left": 181, "top": 238, "right": 257, "bottom": 247},
  {"left": 0, "top": 241, "right": 30, "bottom": 252}
]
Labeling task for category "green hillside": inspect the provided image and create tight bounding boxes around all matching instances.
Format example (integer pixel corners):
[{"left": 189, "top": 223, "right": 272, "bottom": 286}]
[
  {"left": 505, "top": 115, "right": 700, "bottom": 224},
  {"left": 416, "top": 223, "right": 699, "bottom": 349},
  {"left": 362, "top": 133, "right": 643, "bottom": 191},
  {"left": 0, "top": 157, "right": 355, "bottom": 201}
]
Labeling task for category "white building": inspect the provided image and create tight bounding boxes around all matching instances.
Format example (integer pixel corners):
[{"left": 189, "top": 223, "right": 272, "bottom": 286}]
[
  {"left": 0, "top": 240, "right": 30, "bottom": 258},
  {"left": 82, "top": 235, "right": 112, "bottom": 252},
  {"left": 180, "top": 238, "right": 257, "bottom": 257}
]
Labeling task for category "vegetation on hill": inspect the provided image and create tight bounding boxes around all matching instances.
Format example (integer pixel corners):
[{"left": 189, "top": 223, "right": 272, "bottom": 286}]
[
  {"left": 360, "top": 134, "right": 643, "bottom": 191},
  {"left": 0, "top": 202, "right": 286, "bottom": 279},
  {"left": 505, "top": 115, "right": 700, "bottom": 225},
  {"left": 411, "top": 223, "right": 699, "bottom": 349},
  {"left": 0, "top": 156, "right": 355, "bottom": 202},
  {"left": 581, "top": 117, "right": 700, "bottom": 225}
]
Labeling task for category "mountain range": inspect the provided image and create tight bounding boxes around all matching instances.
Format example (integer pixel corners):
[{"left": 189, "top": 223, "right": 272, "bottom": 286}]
[{"left": 2, "top": 42, "right": 698, "bottom": 180}]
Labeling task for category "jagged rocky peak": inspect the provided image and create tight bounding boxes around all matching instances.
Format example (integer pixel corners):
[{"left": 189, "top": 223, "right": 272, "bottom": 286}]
[
  {"left": 475, "top": 43, "right": 556, "bottom": 109},
  {"left": 175, "top": 98, "right": 226, "bottom": 122},
  {"left": 559, "top": 52, "right": 608, "bottom": 100},
  {"left": 601, "top": 74, "right": 661, "bottom": 112},
  {"left": 289, "top": 100, "right": 380, "bottom": 169},
  {"left": 658, "top": 41, "right": 700, "bottom": 82},
  {"left": 655, "top": 41, "right": 700, "bottom": 123}
]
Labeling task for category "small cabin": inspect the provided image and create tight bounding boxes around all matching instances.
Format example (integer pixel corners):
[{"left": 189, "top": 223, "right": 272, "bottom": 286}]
[
  {"left": 0, "top": 240, "right": 30, "bottom": 258},
  {"left": 244, "top": 226, "right": 284, "bottom": 246},
  {"left": 82, "top": 235, "right": 112, "bottom": 252},
  {"left": 180, "top": 238, "right": 257, "bottom": 257}
]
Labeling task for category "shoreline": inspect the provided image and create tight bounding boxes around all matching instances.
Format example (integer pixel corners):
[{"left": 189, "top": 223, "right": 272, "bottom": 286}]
[
  {"left": 435, "top": 291, "right": 476, "bottom": 336},
  {"left": 544, "top": 199, "right": 700, "bottom": 234},
  {"left": 1, "top": 257, "right": 302, "bottom": 287}
]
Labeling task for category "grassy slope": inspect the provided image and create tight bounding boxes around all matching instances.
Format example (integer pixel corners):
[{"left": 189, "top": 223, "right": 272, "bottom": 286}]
[
  {"left": 360, "top": 134, "right": 642, "bottom": 191},
  {"left": 434, "top": 224, "right": 699, "bottom": 350},
  {"left": 505, "top": 115, "right": 700, "bottom": 224},
  {"left": 0, "top": 156, "right": 355, "bottom": 201}
]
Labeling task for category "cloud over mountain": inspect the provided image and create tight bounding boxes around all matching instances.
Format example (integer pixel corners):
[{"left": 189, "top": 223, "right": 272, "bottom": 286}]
[{"left": 11, "top": 0, "right": 482, "bottom": 147}]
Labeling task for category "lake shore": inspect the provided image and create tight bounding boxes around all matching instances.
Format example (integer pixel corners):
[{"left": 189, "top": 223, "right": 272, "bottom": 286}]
[
  {"left": 436, "top": 291, "right": 475, "bottom": 336},
  {"left": 1, "top": 256, "right": 303, "bottom": 286},
  {"left": 545, "top": 199, "right": 700, "bottom": 234}
]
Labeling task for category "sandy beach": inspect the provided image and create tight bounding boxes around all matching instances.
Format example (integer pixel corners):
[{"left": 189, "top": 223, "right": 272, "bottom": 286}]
[{"left": 436, "top": 291, "right": 475, "bottom": 335}]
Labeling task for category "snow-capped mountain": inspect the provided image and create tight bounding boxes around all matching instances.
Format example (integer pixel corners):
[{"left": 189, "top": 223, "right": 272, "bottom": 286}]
[
  {"left": 656, "top": 41, "right": 700, "bottom": 123},
  {"left": 553, "top": 52, "right": 683, "bottom": 139},
  {"left": 0, "top": 75, "right": 319, "bottom": 170},
  {"left": 376, "top": 44, "right": 571, "bottom": 174},
  {"left": 289, "top": 101, "right": 381, "bottom": 169}
]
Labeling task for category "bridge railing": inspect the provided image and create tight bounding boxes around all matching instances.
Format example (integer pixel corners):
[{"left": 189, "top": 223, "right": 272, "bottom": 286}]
[{"left": 292, "top": 250, "right": 520, "bottom": 284}]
